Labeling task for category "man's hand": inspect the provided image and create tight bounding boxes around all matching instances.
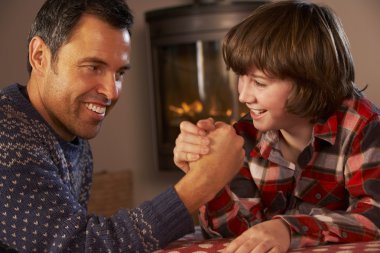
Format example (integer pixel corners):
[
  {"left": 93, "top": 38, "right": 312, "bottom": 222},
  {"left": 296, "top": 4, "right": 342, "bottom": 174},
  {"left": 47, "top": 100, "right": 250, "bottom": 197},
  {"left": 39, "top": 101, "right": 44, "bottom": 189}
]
[
  {"left": 173, "top": 118, "right": 216, "bottom": 173},
  {"left": 222, "top": 219, "right": 291, "bottom": 253},
  {"left": 174, "top": 121, "right": 244, "bottom": 213}
]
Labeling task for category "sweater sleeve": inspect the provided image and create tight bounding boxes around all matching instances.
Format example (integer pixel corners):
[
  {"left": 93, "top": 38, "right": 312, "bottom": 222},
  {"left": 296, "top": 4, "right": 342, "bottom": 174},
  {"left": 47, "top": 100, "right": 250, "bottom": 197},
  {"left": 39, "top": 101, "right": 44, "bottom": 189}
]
[{"left": 0, "top": 162, "right": 194, "bottom": 253}]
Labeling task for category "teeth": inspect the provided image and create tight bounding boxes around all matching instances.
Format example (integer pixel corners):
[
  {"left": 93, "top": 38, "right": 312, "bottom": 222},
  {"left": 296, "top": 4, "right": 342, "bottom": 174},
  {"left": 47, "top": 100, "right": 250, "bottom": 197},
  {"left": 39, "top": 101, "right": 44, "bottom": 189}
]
[
  {"left": 86, "top": 103, "right": 106, "bottom": 114},
  {"left": 252, "top": 109, "right": 266, "bottom": 115}
]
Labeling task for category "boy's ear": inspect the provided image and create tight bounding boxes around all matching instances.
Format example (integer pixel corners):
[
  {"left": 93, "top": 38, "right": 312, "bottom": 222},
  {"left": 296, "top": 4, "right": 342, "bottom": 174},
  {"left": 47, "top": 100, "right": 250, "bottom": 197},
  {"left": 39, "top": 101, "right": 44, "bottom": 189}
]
[{"left": 28, "top": 36, "right": 50, "bottom": 76}]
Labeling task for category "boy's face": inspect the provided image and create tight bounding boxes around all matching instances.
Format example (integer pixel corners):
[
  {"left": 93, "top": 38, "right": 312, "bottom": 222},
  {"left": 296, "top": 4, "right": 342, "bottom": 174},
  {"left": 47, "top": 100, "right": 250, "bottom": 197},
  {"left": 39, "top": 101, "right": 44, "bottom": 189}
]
[
  {"left": 238, "top": 67, "right": 305, "bottom": 132},
  {"left": 31, "top": 14, "right": 131, "bottom": 141}
]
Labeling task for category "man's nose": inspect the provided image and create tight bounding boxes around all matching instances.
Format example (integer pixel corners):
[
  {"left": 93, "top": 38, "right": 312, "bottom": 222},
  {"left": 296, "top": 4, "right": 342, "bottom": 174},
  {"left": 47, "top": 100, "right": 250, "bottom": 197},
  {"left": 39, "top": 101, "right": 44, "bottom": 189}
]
[{"left": 98, "top": 73, "right": 121, "bottom": 101}]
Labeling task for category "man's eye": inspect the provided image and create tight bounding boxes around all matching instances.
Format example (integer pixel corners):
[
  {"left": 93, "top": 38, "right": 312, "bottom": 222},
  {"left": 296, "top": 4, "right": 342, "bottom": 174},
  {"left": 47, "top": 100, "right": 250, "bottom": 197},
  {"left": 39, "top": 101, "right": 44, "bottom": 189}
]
[
  {"left": 87, "top": 65, "right": 99, "bottom": 72},
  {"left": 116, "top": 71, "right": 126, "bottom": 81},
  {"left": 116, "top": 70, "right": 126, "bottom": 81}
]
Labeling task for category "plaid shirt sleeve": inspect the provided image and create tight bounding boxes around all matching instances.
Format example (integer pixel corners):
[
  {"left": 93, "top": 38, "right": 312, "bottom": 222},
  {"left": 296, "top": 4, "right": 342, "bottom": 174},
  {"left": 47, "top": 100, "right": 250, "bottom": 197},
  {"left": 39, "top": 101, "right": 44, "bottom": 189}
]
[
  {"left": 275, "top": 114, "right": 380, "bottom": 249},
  {"left": 199, "top": 99, "right": 380, "bottom": 249},
  {"left": 198, "top": 115, "right": 267, "bottom": 238},
  {"left": 199, "top": 166, "right": 265, "bottom": 238}
]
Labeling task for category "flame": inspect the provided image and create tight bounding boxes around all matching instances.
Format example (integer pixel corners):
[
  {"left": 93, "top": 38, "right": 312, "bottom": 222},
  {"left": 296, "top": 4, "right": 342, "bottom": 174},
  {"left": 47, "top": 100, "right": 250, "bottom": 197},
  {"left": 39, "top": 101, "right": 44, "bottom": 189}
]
[
  {"left": 169, "top": 100, "right": 237, "bottom": 119},
  {"left": 169, "top": 100, "right": 203, "bottom": 116}
]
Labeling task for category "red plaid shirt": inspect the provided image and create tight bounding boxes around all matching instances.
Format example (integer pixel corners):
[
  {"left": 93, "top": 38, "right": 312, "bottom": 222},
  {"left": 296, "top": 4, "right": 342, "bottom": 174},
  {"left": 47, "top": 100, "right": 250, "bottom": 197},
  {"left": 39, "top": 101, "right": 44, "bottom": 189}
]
[{"left": 199, "top": 93, "right": 380, "bottom": 249}]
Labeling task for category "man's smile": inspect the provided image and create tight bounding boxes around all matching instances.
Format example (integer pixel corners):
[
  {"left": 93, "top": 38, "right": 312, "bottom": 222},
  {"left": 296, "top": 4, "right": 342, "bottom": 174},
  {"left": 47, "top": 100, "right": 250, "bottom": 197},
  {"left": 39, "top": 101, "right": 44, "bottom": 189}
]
[{"left": 85, "top": 103, "right": 106, "bottom": 115}]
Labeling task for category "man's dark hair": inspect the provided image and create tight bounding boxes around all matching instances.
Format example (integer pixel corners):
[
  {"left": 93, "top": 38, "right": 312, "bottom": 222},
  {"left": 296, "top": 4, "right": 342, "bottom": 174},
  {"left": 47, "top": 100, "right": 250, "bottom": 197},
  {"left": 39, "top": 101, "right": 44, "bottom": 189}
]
[{"left": 27, "top": 0, "right": 134, "bottom": 74}]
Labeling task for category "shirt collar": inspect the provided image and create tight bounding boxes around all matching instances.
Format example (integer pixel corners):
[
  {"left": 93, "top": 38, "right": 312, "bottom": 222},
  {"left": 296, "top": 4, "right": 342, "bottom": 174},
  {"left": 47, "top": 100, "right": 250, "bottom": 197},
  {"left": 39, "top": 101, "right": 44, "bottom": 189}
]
[
  {"left": 245, "top": 115, "right": 338, "bottom": 160},
  {"left": 312, "top": 113, "right": 338, "bottom": 145},
  {"left": 235, "top": 110, "right": 339, "bottom": 160},
  {"left": 255, "top": 130, "right": 279, "bottom": 159}
]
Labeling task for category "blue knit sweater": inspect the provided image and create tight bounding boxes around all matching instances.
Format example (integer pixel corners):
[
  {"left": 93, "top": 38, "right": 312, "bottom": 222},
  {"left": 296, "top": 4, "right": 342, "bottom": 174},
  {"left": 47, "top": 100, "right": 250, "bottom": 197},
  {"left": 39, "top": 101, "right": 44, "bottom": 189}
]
[{"left": 0, "top": 84, "right": 194, "bottom": 253}]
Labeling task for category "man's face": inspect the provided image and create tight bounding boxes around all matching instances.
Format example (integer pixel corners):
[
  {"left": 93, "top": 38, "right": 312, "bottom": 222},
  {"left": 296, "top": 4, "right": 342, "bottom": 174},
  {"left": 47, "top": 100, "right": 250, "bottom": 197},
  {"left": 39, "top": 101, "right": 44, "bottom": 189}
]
[{"left": 35, "top": 14, "right": 131, "bottom": 141}]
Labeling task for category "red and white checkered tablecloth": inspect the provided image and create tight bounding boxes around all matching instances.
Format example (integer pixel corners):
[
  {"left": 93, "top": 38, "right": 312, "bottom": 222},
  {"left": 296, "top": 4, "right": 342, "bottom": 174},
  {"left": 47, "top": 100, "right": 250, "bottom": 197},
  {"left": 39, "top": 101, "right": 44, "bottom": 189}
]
[{"left": 155, "top": 228, "right": 380, "bottom": 253}]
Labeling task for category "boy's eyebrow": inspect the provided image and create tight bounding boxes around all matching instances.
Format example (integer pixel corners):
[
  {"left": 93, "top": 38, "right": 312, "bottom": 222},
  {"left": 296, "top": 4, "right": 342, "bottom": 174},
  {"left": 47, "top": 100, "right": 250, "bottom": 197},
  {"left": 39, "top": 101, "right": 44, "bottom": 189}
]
[{"left": 249, "top": 72, "right": 269, "bottom": 79}]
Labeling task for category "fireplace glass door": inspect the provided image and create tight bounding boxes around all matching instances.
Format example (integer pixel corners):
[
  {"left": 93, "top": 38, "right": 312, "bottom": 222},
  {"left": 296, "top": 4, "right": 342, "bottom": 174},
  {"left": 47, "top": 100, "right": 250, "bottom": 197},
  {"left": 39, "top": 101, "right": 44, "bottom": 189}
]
[
  {"left": 157, "top": 40, "right": 246, "bottom": 144},
  {"left": 151, "top": 39, "right": 247, "bottom": 170}
]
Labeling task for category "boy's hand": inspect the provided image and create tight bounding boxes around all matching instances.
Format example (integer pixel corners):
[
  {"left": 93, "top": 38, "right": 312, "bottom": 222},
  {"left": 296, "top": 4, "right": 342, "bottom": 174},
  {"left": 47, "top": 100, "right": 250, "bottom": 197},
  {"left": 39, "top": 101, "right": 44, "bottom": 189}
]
[
  {"left": 223, "top": 219, "right": 291, "bottom": 253},
  {"left": 173, "top": 118, "right": 215, "bottom": 173}
]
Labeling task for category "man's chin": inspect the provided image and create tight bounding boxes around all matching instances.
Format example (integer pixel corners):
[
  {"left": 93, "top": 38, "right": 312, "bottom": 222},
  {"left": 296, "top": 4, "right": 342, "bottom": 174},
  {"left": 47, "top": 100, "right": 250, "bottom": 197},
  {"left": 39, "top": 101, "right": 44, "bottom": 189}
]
[{"left": 76, "top": 125, "right": 102, "bottom": 140}]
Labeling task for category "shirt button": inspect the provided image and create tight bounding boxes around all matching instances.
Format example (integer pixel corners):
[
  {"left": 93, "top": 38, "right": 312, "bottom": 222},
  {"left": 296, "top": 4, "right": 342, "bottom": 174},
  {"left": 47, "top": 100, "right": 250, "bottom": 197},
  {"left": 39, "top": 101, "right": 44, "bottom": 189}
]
[
  {"left": 342, "top": 232, "right": 348, "bottom": 238},
  {"left": 315, "top": 193, "right": 322, "bottom": 199},
  {"left": 302, "top": 226, "right": 309, "bottom": 232}
]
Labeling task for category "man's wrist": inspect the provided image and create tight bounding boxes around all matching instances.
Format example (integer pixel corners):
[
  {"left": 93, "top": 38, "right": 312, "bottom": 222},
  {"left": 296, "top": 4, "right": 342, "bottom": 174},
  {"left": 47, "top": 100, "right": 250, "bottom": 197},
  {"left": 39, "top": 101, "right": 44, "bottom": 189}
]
[{"left": 174, "top": 179, "right": 206, "bottom": 214}]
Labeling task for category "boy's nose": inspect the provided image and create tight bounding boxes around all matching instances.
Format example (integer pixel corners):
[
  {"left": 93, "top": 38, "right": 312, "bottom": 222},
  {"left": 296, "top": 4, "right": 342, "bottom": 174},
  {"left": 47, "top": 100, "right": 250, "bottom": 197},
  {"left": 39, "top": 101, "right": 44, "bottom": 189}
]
[{"left": 238, "top": 76, "right": 254, "bottom": 103}]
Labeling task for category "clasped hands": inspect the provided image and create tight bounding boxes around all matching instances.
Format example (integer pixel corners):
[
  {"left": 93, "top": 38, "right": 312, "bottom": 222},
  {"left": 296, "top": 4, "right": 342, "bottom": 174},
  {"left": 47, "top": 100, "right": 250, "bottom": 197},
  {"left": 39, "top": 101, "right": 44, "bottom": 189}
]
[{"left": 173, "top": 118, "right": 291, "bottom": 253}]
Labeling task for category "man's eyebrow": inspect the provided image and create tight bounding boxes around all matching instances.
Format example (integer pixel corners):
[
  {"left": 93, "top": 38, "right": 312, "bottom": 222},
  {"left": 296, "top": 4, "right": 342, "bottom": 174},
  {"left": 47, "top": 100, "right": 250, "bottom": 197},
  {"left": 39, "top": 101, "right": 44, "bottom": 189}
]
[
  {"left": 119, "top": 64, "right": 131, "bottom": 71},
  {"left": 78, "top": 57, "right": 131, "bottom": 71},
  {"left": 78, "top": 57, "right": 107, "bottom": 65}
]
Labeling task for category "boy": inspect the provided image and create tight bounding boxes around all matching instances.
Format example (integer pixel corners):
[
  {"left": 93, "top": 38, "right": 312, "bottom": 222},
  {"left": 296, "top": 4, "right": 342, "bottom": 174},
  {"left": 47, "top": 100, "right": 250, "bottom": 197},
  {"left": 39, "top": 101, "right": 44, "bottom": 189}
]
[{"left": 173, "top": 1, "right": 380, "bottom": 252}]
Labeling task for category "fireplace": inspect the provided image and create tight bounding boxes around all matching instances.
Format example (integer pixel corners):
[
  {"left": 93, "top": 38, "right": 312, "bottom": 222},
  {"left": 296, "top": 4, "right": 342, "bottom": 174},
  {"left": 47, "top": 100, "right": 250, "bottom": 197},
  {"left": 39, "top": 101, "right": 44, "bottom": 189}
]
[{"left": 146, "top": 0, "right": 266, "bottom": 170}]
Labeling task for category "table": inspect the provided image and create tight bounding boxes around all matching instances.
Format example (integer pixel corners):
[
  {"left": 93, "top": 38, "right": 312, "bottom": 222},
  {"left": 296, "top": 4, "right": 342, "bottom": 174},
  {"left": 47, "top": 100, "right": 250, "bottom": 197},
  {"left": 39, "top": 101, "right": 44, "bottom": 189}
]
[{"left": 155, "top": 228, "right": 380, "bottom": 253}]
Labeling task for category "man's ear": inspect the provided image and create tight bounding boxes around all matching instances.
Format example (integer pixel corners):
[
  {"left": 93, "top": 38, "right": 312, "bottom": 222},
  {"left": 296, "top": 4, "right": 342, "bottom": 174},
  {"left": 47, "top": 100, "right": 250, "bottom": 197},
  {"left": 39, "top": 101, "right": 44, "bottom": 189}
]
[{"left": 28, "top": 36, "right": 50, "bottom": 76}]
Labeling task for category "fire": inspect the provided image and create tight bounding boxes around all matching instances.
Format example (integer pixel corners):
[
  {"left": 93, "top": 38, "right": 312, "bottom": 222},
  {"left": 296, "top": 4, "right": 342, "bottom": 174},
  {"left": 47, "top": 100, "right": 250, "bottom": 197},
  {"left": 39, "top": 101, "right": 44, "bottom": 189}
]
[
  {"left": 168, "top": 100, "right": 236, "bottom": 119},
  {"left": 169, "top": 101, "right": 203, "bottom": 117}
]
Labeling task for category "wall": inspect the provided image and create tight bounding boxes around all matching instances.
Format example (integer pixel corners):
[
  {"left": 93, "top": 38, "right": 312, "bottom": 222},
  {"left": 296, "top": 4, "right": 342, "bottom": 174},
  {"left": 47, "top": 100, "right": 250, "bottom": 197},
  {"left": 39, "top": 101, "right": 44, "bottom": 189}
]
[
  {"left": 318, "top": 0, "right": 380, "bottom": 101},
  {"left": 0, "top": 0, "right": 379, "bottom": 207}
]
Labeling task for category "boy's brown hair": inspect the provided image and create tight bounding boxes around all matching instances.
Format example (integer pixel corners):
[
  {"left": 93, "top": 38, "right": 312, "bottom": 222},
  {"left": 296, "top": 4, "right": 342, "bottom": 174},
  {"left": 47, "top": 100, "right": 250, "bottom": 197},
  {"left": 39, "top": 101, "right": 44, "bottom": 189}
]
[{"left": 223, "top": 0, "right": 355, "bottom": 120}]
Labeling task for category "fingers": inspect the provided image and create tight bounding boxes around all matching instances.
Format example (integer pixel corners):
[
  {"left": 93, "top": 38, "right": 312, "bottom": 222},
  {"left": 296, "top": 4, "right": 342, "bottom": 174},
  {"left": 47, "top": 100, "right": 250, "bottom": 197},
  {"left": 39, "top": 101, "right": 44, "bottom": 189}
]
[
  {"left": 222, "top": 221, "right": 289, "bottom": 253},
  {"left": 213, "top": 120, "right": 229, "bottom": 129},
  {"left": 196, "top": 117, "right": 216, "bottom": 132},
  {"left": 173, "top": 135, "right": 209, "bottom": 171},
  {"left": 180, "top": 120, "right": 206, "bottom": 136},
  {"left": 173, "top": 146, "right": 201, "bottom": 165},
  {"left": 174, "top": 120, "right": 212, "bottom": 167},
  {"left": 223, "top": 239, "right": 282, "bottom": 253},
  {"left": 177, "top": 126, "right": 211, "bottom": 145},
  {"left": 174, "top": 120, "right": 213, "bottom": 172},
  {"left": 180, "top": 118, "right": 216, "bottom": 137},
  {"left": 222, "top": 232, "right": 252, "bottom": 253},
  {"left": 174, "top": 130, "right": 210, "bottom": 168},
  {"left": 176, "top": 131, "right": 210, "bottom": 152}
]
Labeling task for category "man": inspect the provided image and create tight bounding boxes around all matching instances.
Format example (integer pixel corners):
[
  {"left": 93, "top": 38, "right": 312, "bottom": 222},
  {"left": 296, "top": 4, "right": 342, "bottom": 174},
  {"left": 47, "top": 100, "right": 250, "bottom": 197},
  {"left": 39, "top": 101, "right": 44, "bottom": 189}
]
[{"left": 0, "top": 0, "right": 245, "bottom": 252}]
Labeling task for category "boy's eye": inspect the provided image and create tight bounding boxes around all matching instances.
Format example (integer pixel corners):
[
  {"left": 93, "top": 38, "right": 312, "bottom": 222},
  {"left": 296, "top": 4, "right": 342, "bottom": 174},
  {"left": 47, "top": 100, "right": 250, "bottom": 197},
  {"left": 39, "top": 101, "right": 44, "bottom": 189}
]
[{"left": 254, "top": 80, "right": 265, "bottom": 87}]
